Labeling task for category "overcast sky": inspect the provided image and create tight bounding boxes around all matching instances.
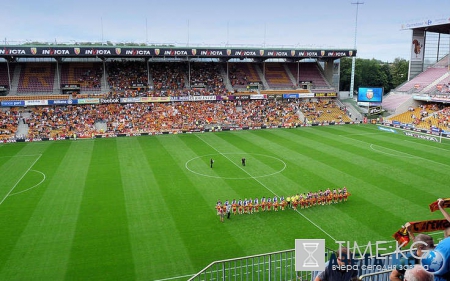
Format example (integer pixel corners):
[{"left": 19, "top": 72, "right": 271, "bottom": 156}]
[{"left": 3, "top": 0, "right": 450, "bottom": 62}]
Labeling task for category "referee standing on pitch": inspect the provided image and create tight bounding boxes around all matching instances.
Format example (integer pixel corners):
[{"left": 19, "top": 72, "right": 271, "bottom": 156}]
[
  {"left": 241, "top": 157, "right": 246, "bottom": 166},
  {"left": 210, "top": 158, "right": 214, "bottom": 168}
]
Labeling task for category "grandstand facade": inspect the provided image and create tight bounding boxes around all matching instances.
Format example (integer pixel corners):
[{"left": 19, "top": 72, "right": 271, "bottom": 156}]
[
  {"left": 0, "top": 44, "right": 354, "bottom": 96},
  {"left": 381, "top": 18, "right": 450, "bottom": 134}
]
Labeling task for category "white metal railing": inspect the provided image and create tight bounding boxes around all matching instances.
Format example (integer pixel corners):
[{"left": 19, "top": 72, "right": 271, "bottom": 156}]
[{"left": 188, "top": 245, "right": 408, "bottom": 281}]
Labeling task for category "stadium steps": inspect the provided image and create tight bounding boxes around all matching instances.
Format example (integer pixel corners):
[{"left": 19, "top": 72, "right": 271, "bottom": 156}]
[
  {"left": 254, "top": 64, "right": 269, "bottom": 89},
  {"left": 101, "top": 71, "right": 109, "bottom": 93},
  {"left": 52, "top": 66, "right": 59, "bottom": 94},
  {"left": 16, "top": 111, "right": 31, "bottom": 137},
  {"left": 9, "top": 64, "right": 21, "bottom": 95},
  {"left": 218, "top": 64, "right": 234, "bottom": 93},
  {"left": 94, "top": 121, "right": 107, "bottom": 133},
  {"left": 420, "top": 72, "right": 450, "bottom": 94},
  {"left": 283, "top": 63, "right": 298, "bottom": 87}
]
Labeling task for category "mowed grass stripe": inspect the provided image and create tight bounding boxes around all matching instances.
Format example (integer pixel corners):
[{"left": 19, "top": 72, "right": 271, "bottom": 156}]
[
  {"left": 215, "top": 129, "right": 395, "bottom": 242},
  {"left": 294, "top": 126, "right": 448, "bottom": 198},
  {"left": 0, "top": 141, "right": 94, "bottom": 280},
  {"left": 242, "top": 129, "right": 419, "bottom": 235},
  {"left": 267, "top": 127, "right": 447, "bottom": 237},
  {"left": 271, "top": 128, "right": 437, "bottom": 211},
  {"left": 332, "top": 124, "right": 450, "bottom": 169},
  {"left": 66, "top": 139, "right": 135, "bottom": 280},
  {"left": 319, "top": 126, "right": 450, "bottom": 195},
  {"left": 158, "top": 134, "right": 298, "bottom": 260},
  {"left": 1, "top": 125, "right": 450, "bottom": 281},
  {"left": 0, "top": 156, "right": 41, "bottom": 200},
  {"left": 178, "top": 133, "right": 341, "bottom": 249},
  {"left": 117, "top": 136, "right": 194, "bottom": 280},
  {"left": 151, "top": 135, "right": 254, "bottom": 270},
  {"left": 333, "top": 125, "right": 450, "bottom": 164},
  {"left": 0, "top": 141, "right": 68, "bottom": 275}
]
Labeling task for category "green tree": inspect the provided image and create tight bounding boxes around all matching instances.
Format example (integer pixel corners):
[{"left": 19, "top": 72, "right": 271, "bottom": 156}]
[
  {"left": 390, "top": 58, "right": 409, "bottom": 88},
  {"left": 339, "top": 57, "right": 408, "bottom": 94}
]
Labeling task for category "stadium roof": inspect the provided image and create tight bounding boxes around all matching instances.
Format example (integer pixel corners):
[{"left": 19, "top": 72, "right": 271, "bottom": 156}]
[
  {"left": 401, "top": 16, "right": 450, "bottom": 34},
  {"left": 0, "top": 44, "right": 356, "bottom": 60}
]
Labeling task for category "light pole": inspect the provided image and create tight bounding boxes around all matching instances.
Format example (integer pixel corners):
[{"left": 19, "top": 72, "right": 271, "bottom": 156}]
[{"left": 350, "top": 1, "right": 363, "bottom": 98}]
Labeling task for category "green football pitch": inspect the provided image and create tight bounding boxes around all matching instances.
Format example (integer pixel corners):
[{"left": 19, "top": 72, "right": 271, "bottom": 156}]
[{"left": 0, "top": 124, "right": 449, "bottom": 280}]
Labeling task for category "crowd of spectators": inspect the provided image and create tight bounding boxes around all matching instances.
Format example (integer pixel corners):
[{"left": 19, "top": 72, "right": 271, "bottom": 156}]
[
  {"left": 76, "top": 65, "right": 102, "bottom": 90},
  {"left": 0, "top": 109, "right": 20, "bottom": 139},
  {"left": 299, "top": 99, "right": 352, "bottom": 123},
  {"left": 228, "top": 63, "right": 249, "bottom": 88},
  {"left": 0, "top": 99, "right": 305, "bottom": 140},
  {"left": 107, "top": 60, "right": 148, "bottom": 91},
  {"left": 188, "top": 62, "right": 228, "bottom": 95},
  {"left": 150, "top": 62, "right": 186, "bottom": 91},
  {"left": 105, "top": 61, "right": 229, "bottom": 98}
]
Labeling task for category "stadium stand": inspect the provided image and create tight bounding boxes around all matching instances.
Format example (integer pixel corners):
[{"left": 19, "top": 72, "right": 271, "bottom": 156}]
[
  {"left": 300, "top": 99, "right": 352, "bottom": 123},
  {"left": 227, "top": 63, "right": 261, "bottom": 90},
  {"left": 388, "top": 104, "right": 441, "bottom": 127},
  {"left": 0, "top": 63, "right": 13, "bottom": 89},
  {"left": 188, "top": 62, "right": 227, "bottom": 95},
  {"left": 106, "top": 60, "right": 147, "bottom": 91},
  {"left": 0, "top": 108, "right": 20, "bottom": 140},
  {"left": 17, "top": 62, "right": 56, "bottom": 94},
  {"left": 261, "top": 62, "right": 294, "bottom": 89},
  {"left": 0, "top": 97, "right": 355, "bottom": 140},
  {"left": 381, "top": 93, "right": 412, "bottom": 112},
  {"left": 149, "top": 62, "right": 187, "bottom": 91},
  {"left": 396, "top": 67, "right": 448, "bottom": 93},
  {"left": 60, "top": 62, "right": 102, "bottom": 92},
  {"left": 286, "top": 62, "right": 332, "bottom": 90}
]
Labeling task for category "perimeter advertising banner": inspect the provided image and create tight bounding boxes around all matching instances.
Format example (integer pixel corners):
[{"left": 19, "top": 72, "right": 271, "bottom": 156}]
[{"left": 1, "top": 101, "right": 25, "bottom": 107}]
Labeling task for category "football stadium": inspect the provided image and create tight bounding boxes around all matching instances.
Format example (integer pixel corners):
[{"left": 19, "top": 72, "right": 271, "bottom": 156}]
[{"left": 1, "top": 16, "right": 450, "bottom": 281}]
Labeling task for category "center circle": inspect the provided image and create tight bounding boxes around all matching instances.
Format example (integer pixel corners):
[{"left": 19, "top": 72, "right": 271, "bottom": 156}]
[{"left": 185, "top": 153, "right": 286, "bottom": 179}]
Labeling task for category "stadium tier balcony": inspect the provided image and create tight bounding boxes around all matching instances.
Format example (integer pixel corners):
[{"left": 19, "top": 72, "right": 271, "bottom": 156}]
[
  {"left": 396, "top": 67, "right": 448, "bottom": 92},
  {"left": 188, "top": 62, "right": 226, "bottom": 95},
  {"left": 228, "top": 63, "right": 261, "bottom": 90},
  {"left": 60, "top": 62, "right": 102, "bottom": 92},
  {"left": 17, "top": 63, "right": 55, "bottom": 93},
  {"left": 287, "top": 62, "right": 331, "bottom": 89},
  {"left": 150, "top": 62, "right": 187, "bottom": 92},
  {"left": 262, "top": 63, "right": 294, "bottom": 89},
  {"left": 0, "top": 94, "right": 71, "bottom": 101},
  {"left": 106, "top": 60, "right": 147, "bottom": 91}
]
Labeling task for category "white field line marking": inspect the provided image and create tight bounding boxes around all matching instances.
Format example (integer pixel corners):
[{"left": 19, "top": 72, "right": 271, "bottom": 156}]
[
  {"left": 0, "top": 154, "right": 42, "bottom": 206},
  {"left": 404, "top": 139, "right": 450, "bottom": 152},
  {"left": 369, "top": 144, "right": 417, "bottom": 158},
  {"left": 196, "top": 135, "right": 337, "bottom": 242},
  {"left": 0, "top": 154, "right": 43, "bottom": 159},
  {"left": 9, "top": 169, "right": 46, "bottom": 196},
  {"left": 153, "top": 274, "right": 195, "bottom": 281},
  {"left": 338, "top": 132, "right": 381, "bottom": 137},
  {"left": 340, "top": 134, "right": 450, "bottom": 168},
  {"left": 185, "top": 153, "right": 286, "bottom": 179}
]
